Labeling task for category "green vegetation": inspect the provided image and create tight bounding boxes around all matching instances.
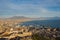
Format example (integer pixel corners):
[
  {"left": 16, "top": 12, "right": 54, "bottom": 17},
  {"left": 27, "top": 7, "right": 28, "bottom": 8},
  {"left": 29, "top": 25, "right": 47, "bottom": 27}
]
[
  {"left": 32, "top": 34, "right": 50, "bottom": 40},
  {"left": 55, "top": 37, "right": 60, "bottom": 40}
]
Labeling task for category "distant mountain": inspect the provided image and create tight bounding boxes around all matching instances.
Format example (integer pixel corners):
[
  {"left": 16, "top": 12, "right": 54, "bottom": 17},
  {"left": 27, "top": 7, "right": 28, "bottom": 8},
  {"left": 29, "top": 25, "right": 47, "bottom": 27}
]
[
  {"left": 48, "top": 17, "right": 60, "bottom": 20},
  {"left": 34, "top": 17, "right": 60, "bottom": 20},
  {"left": 7, "top": 16, "right": 29, "bottom": 19},
  {"left": 0, "top": 16, "right": 60, "bottom": 20}
]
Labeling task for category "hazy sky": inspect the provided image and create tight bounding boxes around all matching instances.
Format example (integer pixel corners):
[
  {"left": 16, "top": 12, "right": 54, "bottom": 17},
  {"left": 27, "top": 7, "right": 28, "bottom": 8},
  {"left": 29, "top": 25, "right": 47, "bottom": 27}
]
[{"left": 0, "top": 0, "right": 60, "bottom": 18}]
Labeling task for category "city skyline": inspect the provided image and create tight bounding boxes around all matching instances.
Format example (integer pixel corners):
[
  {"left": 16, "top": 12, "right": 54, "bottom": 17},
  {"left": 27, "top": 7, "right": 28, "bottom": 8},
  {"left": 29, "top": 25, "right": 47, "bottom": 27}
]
[{"left": 0, "top": 0, "right": 60, "bottom": 18}]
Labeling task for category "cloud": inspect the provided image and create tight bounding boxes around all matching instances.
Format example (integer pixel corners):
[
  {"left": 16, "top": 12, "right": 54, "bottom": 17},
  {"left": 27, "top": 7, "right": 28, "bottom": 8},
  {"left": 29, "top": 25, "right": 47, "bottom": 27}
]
[{"left": 0, "top": 0, "right": 60, "bottom": 17}]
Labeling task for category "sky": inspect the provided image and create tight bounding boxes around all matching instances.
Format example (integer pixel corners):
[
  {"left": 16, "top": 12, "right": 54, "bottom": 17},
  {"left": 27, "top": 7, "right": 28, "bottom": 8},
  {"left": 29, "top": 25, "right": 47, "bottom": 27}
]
[{"left": 0, "top": 0, "right": 60, "bottom": 18}]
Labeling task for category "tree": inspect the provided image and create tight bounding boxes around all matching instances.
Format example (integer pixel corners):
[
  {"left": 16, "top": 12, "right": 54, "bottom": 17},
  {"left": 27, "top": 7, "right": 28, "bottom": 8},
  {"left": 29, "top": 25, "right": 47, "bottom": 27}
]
[
  {"left": 56, "top": 37, "right": 60, "bottom": 40},
  {"left": 32, "top": 34, "right": 50, "bottom": 40}
]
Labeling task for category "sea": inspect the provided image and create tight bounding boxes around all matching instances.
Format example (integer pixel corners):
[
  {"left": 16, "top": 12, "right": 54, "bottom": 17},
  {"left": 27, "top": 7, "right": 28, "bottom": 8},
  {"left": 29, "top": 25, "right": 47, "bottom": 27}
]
[{"left": 19, "top": 20, "right": 60, "bottom": 28}]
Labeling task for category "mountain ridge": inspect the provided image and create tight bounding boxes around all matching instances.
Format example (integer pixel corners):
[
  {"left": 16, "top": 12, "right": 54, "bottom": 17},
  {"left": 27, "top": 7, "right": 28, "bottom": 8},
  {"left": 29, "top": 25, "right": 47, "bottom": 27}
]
[{"left": 0, "top": 16, "right": 60, "bottom": 20}]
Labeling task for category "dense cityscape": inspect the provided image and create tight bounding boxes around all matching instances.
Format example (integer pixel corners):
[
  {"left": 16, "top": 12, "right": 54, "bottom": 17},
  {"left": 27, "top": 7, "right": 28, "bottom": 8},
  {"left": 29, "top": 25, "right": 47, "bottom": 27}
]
[{"left": 0, "top": 19, "right": 60, "bottom": 40}]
